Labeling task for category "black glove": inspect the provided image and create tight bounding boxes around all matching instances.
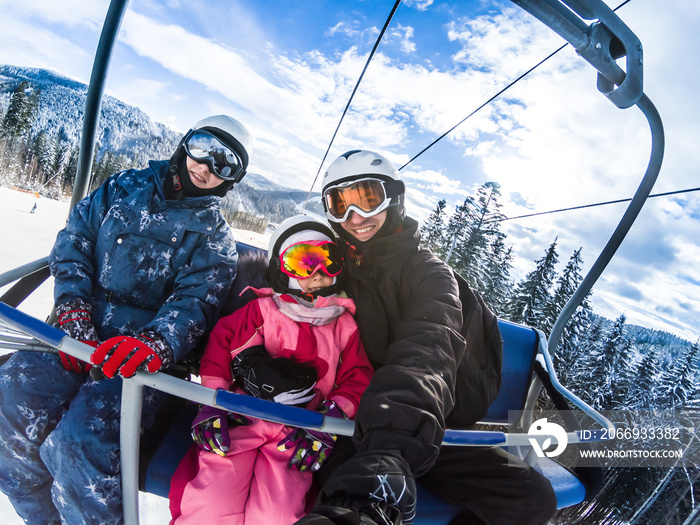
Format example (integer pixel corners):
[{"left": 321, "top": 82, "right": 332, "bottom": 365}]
[
  {"left": 231, "top": 346, "right": 318, "bottom": 407},
  {"left": 314, "top": 451, "right": 417, "bottom": 525}
]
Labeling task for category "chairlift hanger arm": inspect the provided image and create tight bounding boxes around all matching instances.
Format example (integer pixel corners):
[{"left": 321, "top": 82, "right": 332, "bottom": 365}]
[
  {"left": 510, "top": 0, "right": 665, "bottom": 362},
  {"left": 71, "top": 0, "right": 130, "bottom": 210},
  {"left": 510, "top": 0, "right": 642, "bottom": 108}
]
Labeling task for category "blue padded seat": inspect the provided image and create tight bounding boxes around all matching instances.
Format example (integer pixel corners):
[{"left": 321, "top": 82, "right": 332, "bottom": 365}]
[
  {"left": 483, "top": 319, "right": 539, "bottom": 423},
  {"left": 536, "top": 458, "right": 587, "bottom": 509}
]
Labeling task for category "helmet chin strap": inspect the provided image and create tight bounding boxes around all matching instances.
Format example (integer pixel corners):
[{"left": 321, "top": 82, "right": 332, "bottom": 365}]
[{"left": 167, "top": 150, "right": 186, "bottom": 200}]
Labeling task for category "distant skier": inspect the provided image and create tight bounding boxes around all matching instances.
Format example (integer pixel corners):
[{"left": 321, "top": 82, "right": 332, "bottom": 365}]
[
  {"left": 29, "top": 202, "right": 37, "bottom": 213},
  {"left": 0, "top": 115, "right": 252, "bottom": 525}
]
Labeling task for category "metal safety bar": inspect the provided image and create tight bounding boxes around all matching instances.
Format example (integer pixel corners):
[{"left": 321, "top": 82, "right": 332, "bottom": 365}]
[{"left": 0, "top": 257, "right": 49, "bottom": 288}]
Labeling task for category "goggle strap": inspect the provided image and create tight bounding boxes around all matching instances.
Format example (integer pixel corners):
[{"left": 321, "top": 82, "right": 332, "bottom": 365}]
[{"left": 383, "top": 179, "right": 405, "bottom": 198}]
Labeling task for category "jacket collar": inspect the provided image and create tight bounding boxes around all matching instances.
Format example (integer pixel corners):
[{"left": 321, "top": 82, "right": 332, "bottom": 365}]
[
  {"left": 343, "top": 217, "right": 420, "bottom": 269},
  {"left": 243, "top": 286, "right": 357, "bottom": 316}
]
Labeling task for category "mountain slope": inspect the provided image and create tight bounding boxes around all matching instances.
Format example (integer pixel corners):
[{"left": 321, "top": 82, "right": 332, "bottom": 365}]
[{"left": 0, "top": 63, "right": 323, "bottom": 223}]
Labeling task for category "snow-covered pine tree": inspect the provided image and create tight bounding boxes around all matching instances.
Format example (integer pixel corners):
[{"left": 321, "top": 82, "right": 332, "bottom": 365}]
[
  {"left": 543, "top": 248, "right": 595, "bottom": 387},
  {"left": 46, "top": 138, "right": 70, "bottom": 192},
  {"left": 504, "top": 238, "right": 559, "bottom": 328},
  {"left": 420, "top": 198, "right": 448, "bottom": 258},
  {"left": 481, "top": 234, "right": 513, "bottom": 315},
  {"left": 658, "top": 341, "right": 699, "bottom": 408},
  {"left": 452, "top": 182, "right": 506, "bottom": 293},
  {"left": 61, "top": 146, "right": 79, "bottom": 195},
  {"left": 543, "top": 248, "right": 585, "bottom": 335},
  {"left": 27, "top": 129, "right": 54, "bottom": 185},
  {"left": 586, "top": 314, "right": 629, "bottom": 410},
  {"left": 1, "top": 81, "right": 39, "bottom": 140},
  {"left": 625, "top": 348, "right": 661, "bottom": 409},
  {"left": 443, "top": 197, "right": 473, "bottom": 265},
  {"left": 610, "top": 335, "right": 635, "bottom": 408},
  {"left": 46, "top": 127, "right": 71, "bottom": 182}
]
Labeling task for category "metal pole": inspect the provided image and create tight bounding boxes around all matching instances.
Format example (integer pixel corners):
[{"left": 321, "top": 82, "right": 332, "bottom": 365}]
[
  {"left": 70, "top": 0, "right": 130, "bottom": 210},
  {"left": 548, "top": 94, "right": 664, "bottom": 354}
]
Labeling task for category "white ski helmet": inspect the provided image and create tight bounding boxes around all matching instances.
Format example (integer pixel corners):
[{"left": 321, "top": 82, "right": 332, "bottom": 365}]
[
  {"left": 268, "top": 214, "right": 335, "bottom": 262},
  {"left": 321, "top": 149, "right": 405, "bottom": 223},
  {"left": 267, "top": 214, "right": 340, "bottom": 298},
  {"left": 188, "top": 114, "right": 252, "bottom": 183}
]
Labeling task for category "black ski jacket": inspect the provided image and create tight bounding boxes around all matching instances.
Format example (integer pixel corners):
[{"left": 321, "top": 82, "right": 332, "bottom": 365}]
[{"left": 341, "top": 217, "right": 467, "bottom": 477}]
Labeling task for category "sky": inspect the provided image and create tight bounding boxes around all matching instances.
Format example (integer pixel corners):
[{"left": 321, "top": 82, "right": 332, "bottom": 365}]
[{"left": 0, "top": 0, "right": 698, "bottom": 342}]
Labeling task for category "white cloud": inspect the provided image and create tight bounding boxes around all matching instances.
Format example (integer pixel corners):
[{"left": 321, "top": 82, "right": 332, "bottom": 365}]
[
  {"left": 0, "top": 19, "right": 93, "bottom": 82},
  {"left": 403, "top": 0, "right": 435, "bottom": 11},
  {"left": 387, "top": 24, "right": 417, "bottom": 54}
]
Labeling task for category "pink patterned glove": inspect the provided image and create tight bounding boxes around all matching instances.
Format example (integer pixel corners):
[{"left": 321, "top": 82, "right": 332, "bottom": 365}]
[
  {"left": 191, "top": 405, "right": 252, "bottom": 456},
  {"left": 277, "top": 399, "right": 347, "bottom": 472}
]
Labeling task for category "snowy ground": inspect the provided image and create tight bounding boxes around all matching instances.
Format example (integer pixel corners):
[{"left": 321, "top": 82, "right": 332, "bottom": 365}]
[{"left": 0, "top": 186, "right": 270, "bottom": 524}]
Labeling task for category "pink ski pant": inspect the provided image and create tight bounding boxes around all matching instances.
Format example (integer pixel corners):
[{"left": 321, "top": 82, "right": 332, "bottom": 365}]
[{"left": 170, "top": 418, "right": 312, "bottom": 525}]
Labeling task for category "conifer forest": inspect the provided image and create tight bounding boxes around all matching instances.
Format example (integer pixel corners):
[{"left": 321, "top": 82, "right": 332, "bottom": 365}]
[{"left": 419, "top": 184, "right": 699, "bottom": 524}]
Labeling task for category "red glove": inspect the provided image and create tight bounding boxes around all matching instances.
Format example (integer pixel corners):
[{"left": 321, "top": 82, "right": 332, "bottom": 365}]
[
  {"left": 55, "top": 299, "right": 98, "bottom": 374},
  {"left": 59, "top": 342, "right": 98, "bottom": 374},
  {"left": 90, "top": 332, "right": 173, "bottom": 378}
]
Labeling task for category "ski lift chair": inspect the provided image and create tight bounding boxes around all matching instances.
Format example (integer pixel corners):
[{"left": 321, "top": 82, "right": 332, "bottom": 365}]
[{"left": 1, "top": 0, "right": 661, "bottom": 518}]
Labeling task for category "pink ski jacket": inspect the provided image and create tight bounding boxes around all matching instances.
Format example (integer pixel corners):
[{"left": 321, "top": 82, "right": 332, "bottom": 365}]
[{"left": 199, "top": 288, "right": 374, "bottom": 417}]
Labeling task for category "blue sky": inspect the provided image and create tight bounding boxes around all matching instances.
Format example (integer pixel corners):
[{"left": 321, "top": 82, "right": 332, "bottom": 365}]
[{"left": 0, "top": 0, "right": 698, "bottom": 342}]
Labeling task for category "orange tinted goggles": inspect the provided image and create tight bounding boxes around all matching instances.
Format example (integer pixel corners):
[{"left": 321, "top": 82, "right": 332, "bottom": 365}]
[{"left": 323, "top": 178, "right": 391, "bottom": 222}]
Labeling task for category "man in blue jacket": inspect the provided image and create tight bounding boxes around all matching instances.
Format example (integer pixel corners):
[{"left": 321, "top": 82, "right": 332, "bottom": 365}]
[{"left": 0, "top": 115, "right": 251, "bottom": 525}]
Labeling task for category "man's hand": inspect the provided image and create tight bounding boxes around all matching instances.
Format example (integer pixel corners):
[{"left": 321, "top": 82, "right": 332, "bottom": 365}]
[
  {"left": 90, "top": 332, "right": 172, "bottom": 378},
  {"left": 59, "top": 341, "right": 98, "bottom": 374}
]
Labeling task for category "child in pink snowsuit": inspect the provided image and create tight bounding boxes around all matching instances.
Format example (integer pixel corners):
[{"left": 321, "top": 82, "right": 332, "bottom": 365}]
[{"left": 169, "top": 215, "right": 374, "bottom": 525}]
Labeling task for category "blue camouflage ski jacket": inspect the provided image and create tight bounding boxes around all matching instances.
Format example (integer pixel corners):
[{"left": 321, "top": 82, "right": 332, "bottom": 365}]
[{"left": 49, "top": 160, "right": 238, "bottom": 362}]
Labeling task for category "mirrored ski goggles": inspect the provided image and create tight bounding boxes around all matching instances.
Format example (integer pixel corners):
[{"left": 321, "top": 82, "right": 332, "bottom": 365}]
[
  {"left": 183, "top": 130, "right": 245, "bottom": 181},
  {"left": 323, "top": 178, "right": 392, "bottom": 223},
  {"left": 279, "top": 241, "right": 343, "bottom": 279}
]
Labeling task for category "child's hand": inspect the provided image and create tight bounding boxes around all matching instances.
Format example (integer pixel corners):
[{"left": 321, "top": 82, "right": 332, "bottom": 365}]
[
  {"left": 191, "top": 405, "right": 251, "bottom": 456},
  {"left": 277, "top": 400, "right": 346, "bottom": 471}
]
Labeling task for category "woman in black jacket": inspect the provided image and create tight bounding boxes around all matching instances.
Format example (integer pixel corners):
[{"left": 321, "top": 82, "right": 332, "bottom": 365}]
[{"left": 297, "top": 150, "right": 556, "bottom": 525}]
